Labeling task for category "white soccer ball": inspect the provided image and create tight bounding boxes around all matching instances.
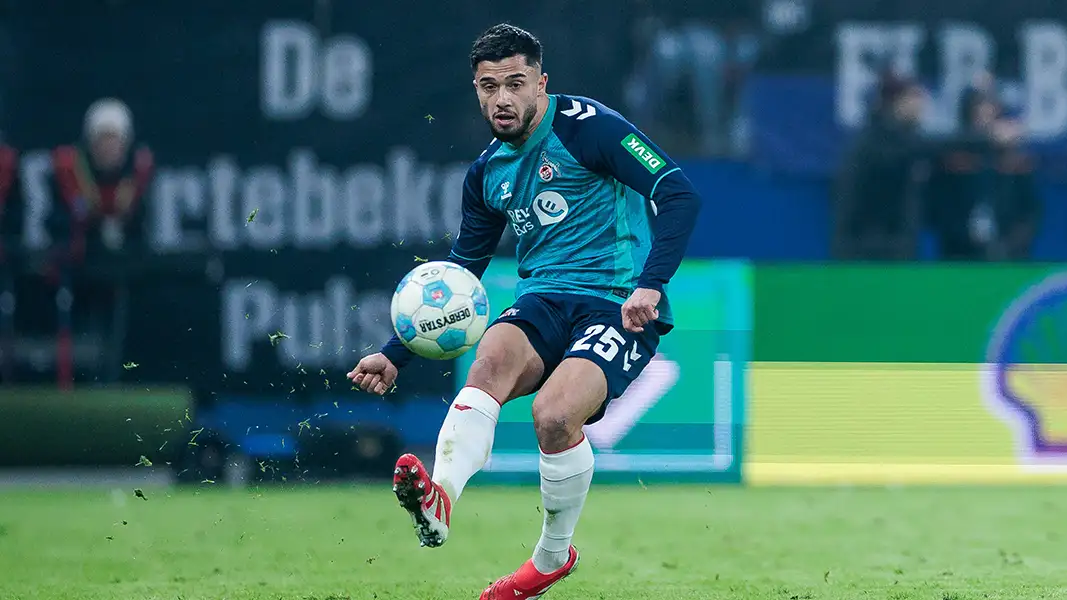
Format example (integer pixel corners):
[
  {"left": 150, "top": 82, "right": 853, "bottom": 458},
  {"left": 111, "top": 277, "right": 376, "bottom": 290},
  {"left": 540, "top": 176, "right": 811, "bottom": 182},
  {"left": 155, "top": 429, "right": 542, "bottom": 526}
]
[{"left": 390, "top": 261, "right": 490, "bottom": 360}]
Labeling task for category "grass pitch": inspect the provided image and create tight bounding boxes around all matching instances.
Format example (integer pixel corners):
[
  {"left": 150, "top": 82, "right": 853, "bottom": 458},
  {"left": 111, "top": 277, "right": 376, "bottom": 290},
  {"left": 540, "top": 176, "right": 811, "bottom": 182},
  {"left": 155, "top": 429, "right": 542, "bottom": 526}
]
[{"left": 0, "top": 483, "right": 1065, "bottom": 599}]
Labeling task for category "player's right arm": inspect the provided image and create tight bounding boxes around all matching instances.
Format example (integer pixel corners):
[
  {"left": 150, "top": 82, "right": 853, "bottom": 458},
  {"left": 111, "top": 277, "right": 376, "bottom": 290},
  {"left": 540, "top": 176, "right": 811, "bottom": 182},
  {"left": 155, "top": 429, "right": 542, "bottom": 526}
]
[
  {"left": 439, "top": 147, "right": 509, "bottom": 280},
  {"left": 349, "top": 150, "right": 507, "bottom": 394}
]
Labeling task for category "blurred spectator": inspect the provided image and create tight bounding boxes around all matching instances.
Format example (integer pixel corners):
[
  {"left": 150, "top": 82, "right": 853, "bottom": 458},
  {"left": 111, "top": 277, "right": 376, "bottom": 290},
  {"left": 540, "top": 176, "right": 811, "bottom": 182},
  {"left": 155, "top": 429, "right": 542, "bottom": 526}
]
[
  {"left": 51, "top": 98, "right": 153, "bottom": 265},
  {"left": 833, "top": 71, "right": 928, "bottom": 260},
  {"left": 926, "top": 86, "right": 1040, "bottom": 261},
  {"left": 624, "top": 6, "right": 760, "bottom": 157},
  {"left": 47, "top": 98, "right": 154, "bottom": 386}
]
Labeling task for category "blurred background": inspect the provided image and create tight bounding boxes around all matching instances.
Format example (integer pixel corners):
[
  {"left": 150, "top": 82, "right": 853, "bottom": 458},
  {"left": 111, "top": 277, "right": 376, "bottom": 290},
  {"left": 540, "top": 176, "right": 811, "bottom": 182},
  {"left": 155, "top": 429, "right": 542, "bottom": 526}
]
[{"left": 1, "top": 0, "right": 1066, "bottom": 492}]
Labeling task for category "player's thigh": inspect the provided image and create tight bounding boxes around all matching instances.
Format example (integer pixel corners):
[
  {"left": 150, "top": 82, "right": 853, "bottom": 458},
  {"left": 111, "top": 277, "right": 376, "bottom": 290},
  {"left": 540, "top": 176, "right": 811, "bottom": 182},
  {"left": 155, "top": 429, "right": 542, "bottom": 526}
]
[
  {"left": 562, "top": 300, "right": 660, "bottom": 424},
  {"left": 467, "top": 294, "right": 569, "bottom": 403},
  {"left": 464, "top": 322, "right": 544, "bottom": 403}
]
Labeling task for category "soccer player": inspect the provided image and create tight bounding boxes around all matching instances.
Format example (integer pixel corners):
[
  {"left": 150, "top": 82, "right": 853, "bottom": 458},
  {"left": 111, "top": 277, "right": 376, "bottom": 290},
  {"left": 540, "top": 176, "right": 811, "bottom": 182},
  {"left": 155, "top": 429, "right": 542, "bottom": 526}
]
[{"left": 347, "top": 24, "right": 701, "bottom": 599}]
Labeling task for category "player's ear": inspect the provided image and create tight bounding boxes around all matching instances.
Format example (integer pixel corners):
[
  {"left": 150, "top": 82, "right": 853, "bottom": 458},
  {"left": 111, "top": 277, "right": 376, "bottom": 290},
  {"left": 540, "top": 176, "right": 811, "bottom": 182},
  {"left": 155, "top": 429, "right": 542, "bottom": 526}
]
[{"left": 539, "top": 72, "right": 547, "bottom": 95}]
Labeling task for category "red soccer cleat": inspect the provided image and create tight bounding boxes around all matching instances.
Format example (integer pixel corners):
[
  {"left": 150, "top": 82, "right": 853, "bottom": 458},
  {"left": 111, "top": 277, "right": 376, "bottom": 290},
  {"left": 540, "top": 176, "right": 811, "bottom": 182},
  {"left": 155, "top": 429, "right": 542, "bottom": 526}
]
[
  {"left": 392, "top": 453, "right": 451, "bottom": 547},
  {"left": 479, "top": 546, "right": 580, "bottom": 600}
]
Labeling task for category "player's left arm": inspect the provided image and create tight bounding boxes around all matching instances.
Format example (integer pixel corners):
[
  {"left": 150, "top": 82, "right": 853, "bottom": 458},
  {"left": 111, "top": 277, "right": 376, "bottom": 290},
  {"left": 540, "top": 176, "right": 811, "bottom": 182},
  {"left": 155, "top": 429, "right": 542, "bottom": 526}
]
[{"left": 566, "top": 104, "right": 702, "bottom": 331}]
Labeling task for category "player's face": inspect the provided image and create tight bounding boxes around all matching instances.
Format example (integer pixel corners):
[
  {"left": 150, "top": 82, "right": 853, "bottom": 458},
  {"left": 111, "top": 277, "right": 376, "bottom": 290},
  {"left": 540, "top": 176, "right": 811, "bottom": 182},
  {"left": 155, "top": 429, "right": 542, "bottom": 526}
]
[{"left": 473, "top": 55, "right": 546, "bottom": 143}]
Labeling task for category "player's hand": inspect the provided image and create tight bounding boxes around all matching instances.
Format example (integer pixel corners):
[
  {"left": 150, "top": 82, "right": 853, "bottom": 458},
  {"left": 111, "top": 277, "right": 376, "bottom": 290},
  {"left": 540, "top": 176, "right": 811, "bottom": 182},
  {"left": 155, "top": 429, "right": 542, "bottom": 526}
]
[
  {"left": 622, "top": 288, "right": 661, "bottom": 333},
  {"left": 346, "top": 353, "right": 398, "bottom": 396}
]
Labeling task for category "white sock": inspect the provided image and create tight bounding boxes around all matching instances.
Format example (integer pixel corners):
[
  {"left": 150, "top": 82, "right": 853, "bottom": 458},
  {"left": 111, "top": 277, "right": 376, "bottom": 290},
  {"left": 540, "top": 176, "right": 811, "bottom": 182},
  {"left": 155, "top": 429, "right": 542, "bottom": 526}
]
[
  {"left": 431, "top": 386, "right": 500, "bottom": 503},
  {"left": 532, "top": 436, "right": 594, "bottom": 574}
]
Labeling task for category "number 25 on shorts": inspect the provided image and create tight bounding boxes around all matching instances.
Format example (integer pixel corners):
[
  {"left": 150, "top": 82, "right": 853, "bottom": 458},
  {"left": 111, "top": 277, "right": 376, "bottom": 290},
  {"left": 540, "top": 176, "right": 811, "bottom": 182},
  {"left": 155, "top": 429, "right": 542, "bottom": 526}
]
[{"left": 570, "top": 324, "right": 642, "bottom": 371}]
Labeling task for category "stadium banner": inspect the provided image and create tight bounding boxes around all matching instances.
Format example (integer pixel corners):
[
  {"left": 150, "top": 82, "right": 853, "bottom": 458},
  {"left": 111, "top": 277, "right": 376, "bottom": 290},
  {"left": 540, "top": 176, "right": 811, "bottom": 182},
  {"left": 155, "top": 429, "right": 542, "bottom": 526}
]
[
  {"left": 0, "top": 0, "right": 634, "bottom": 393},
  {"left": 458, "top": 260, "right": 751, "bottom": 485},
  {"left": 748, "top": 264, "right": 1067, "bottom": 484},
  {"left": 747, "top": 0, "right": 1067, "bottom": 174}
]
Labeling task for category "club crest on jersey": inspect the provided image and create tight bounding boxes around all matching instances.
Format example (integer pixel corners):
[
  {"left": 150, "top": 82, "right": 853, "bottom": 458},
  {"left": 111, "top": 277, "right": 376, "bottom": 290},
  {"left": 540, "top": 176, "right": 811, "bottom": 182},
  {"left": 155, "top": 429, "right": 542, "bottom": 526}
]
[
  {"left": 500, "top": 181, "right": 512, "bottom": 200},
  {"left": 538, "top": 163, "right": 554, "bottom": 182},
  {"left": 539, "top": 151, "right": 561, "bottom": 182}
]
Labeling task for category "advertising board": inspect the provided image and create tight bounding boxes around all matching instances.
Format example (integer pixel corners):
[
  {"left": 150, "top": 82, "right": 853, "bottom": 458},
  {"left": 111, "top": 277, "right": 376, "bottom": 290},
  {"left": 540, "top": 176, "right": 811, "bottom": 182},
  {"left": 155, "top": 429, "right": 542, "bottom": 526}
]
[{"left": 749, "top": 265, "right": 1067, "bottom": 484}]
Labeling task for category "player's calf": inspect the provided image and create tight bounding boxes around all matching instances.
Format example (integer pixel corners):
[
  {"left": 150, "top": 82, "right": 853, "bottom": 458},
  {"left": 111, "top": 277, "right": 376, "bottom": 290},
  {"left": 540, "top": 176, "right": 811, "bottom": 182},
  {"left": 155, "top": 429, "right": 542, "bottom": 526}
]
[
  {"left": 429, "top": 323, "right": 544, "bottom": 504},
  {"left": 527, "top": 358, "right": 601, "bottom": 573},
  {"left": 395, "top": 323, "right": 544, "bottom": 549}
]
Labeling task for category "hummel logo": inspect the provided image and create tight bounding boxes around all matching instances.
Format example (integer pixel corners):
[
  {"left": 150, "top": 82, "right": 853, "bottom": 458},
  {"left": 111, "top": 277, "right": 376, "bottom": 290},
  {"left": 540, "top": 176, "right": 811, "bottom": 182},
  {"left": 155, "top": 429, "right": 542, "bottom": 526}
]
[
  {"left": 561, "top": 99, "right": 597, "bottom": 121},
  {"left": 500, "top": 181, "right": 512, "bottom": 200}
]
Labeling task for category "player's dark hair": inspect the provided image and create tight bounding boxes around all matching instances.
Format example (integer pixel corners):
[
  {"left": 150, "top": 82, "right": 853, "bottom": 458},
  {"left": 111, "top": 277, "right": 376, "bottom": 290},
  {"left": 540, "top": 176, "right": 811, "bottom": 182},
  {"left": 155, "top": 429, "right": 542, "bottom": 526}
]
[{"left": 470, "top": 24, "right": 542, "bottom": 73}]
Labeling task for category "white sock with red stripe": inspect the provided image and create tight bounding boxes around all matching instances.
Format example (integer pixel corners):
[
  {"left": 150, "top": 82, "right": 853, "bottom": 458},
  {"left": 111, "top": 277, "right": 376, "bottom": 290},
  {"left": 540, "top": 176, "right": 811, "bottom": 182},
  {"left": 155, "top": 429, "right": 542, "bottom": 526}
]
[
  {"left": 431, "top": 386, "right": 500, "bottom": 503},
  {"left": 532, "top": 436, "right": 594, "bottom": 574}
]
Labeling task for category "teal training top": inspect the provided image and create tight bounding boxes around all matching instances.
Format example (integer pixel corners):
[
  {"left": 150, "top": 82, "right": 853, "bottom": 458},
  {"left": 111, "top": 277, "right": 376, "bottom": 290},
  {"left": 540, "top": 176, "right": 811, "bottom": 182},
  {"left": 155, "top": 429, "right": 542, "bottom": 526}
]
[{"left": 382, "top": 94, "right": 701, "bottom": 367}]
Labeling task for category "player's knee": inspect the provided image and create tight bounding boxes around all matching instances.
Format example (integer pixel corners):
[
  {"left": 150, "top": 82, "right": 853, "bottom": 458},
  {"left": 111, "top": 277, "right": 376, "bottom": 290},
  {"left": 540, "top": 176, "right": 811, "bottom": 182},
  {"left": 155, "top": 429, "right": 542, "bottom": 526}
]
[
  {"left": 466, "top": 353, "right": 506, "bottom": 387},
  {"left": 531, "top": 396, "right": 580, "bottom": 453}
]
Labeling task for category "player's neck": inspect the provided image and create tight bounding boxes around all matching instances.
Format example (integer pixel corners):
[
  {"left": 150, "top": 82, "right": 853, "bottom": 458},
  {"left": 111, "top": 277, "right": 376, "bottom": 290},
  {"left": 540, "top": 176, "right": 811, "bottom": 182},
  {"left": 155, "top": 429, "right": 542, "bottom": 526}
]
[{"left": 511, "top": 95, "right": 551, "bottom": 148}]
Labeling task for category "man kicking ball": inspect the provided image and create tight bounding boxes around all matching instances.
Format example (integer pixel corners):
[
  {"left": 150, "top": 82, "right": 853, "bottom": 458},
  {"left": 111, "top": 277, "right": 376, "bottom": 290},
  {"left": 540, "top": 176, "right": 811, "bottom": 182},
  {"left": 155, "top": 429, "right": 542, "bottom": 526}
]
[{"left": 348, "top": 23, "right": 702, "bottom": 599}]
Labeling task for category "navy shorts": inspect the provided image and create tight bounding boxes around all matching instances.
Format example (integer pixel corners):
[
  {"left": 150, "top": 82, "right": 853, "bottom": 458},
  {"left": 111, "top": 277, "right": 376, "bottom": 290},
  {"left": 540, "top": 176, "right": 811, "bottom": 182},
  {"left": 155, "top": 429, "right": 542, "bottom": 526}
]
[{"left": 491, "top": 292, "right": 661, "bottom": 424}]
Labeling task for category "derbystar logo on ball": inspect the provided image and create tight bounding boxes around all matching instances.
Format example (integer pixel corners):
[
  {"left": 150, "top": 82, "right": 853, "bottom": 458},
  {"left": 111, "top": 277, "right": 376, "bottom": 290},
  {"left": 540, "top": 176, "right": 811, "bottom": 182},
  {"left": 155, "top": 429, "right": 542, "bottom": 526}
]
[
  {"left": 390, "top": 261, "right": 490, "bottom": 360},
  {"left": 418, "top": 306, "right": 473, "bottom": 334}
]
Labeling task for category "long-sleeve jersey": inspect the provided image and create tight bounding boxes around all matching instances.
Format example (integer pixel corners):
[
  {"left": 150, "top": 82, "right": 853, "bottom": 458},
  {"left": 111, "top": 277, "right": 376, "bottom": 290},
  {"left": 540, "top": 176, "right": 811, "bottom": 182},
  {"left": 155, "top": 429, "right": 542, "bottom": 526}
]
[{"left": 382, "top": 93, "right": 701, "bottom": 368}]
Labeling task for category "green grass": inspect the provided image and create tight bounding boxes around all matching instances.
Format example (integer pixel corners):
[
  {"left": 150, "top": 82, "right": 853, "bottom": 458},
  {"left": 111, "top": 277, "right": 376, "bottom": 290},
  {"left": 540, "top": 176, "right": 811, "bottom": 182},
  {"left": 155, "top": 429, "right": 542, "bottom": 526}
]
[{"left": 0, "top": 484, "right": 1065, "bottom": 599}]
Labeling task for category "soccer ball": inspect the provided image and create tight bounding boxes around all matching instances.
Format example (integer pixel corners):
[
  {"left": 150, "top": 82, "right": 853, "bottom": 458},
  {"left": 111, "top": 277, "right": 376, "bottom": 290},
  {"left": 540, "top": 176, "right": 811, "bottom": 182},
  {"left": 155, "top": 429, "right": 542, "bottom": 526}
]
[{"left": 390, "top": 261, "right": 490, "bottom": 360}]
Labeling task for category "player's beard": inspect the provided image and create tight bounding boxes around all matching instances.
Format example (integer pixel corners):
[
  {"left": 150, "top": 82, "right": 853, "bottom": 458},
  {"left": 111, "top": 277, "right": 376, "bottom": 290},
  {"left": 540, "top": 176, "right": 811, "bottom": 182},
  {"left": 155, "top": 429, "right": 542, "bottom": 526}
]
[{"left": 487, "top": 102, "right": 537, "bottom": 144}]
